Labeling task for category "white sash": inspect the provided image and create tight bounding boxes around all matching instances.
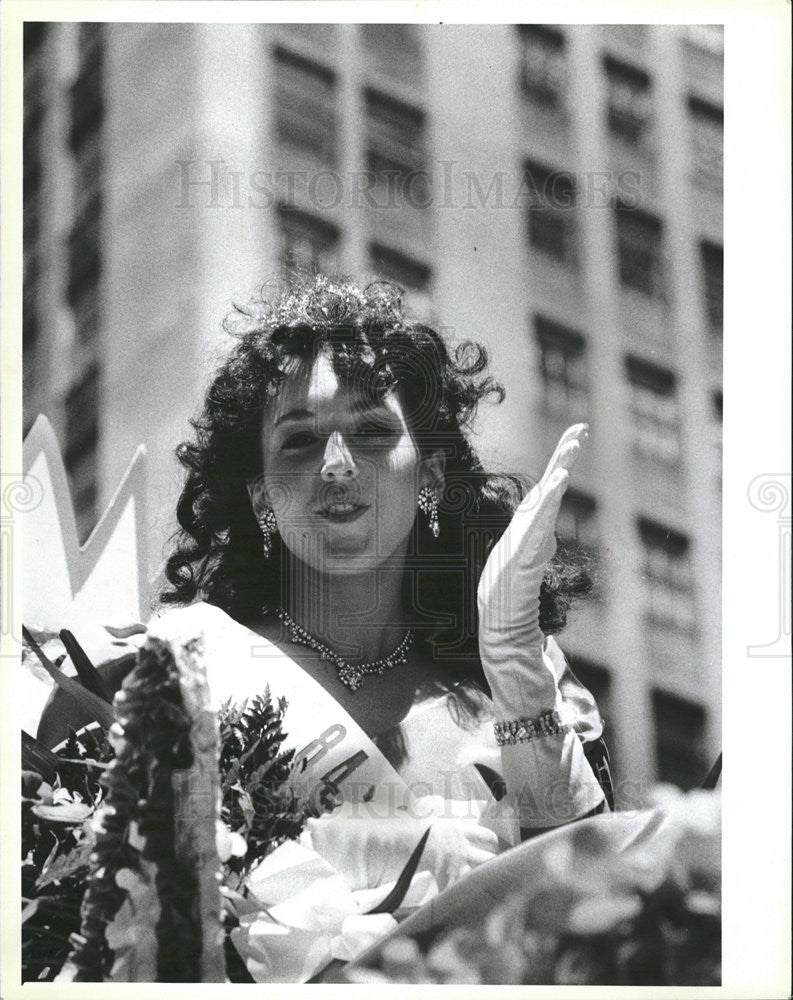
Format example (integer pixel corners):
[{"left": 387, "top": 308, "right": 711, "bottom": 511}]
[{"left": 148, "top": 603, "right": 414, "bottom": 815}]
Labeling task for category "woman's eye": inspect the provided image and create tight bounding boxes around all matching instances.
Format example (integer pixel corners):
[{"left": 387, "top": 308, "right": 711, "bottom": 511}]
[{"left": 281, "top": 431, "right": 318, "bottom": 451}]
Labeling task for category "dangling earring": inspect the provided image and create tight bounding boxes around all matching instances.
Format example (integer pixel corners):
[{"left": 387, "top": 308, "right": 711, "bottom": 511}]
[
  {"left": 256, "top": 506, "right": 278, "bottom": 559},
  {"left": 418, "top": 485, "right": 440, "bottom": 538},
  {"left": 247, "top": 477, "right": 278, "bottom": 559}
]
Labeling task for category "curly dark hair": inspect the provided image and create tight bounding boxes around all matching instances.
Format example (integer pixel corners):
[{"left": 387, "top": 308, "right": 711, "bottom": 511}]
[{"left": 160, "top": 273, "right": 591, "bottom": 698}]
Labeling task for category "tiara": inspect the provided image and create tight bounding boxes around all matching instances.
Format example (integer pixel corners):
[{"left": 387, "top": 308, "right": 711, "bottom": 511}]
[
  {"left": 273, "top": 275, "right": 368, "bottom": 328},
  {"left": 225, "top": 275, "right": 405, "bottom": 340}
]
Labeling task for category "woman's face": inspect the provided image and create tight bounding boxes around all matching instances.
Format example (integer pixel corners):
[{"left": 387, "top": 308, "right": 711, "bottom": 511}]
[{"left": 257, "top": 348, "right": 439, "bottom": 575}]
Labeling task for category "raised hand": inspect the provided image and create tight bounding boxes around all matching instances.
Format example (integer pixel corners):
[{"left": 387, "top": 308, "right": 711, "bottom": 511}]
[
  {"left": 474, "top": 424, "right": 604, "bottom": 830},
  {"left": 478, "top": 423, "right": 588, "bottom": 637}
]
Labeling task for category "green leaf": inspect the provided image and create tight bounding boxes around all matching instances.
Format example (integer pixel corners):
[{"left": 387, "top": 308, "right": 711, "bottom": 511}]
[
  {"left": 22, "top": 731, "right": 60, "bottom": 784},
  {"left": 22, "top": 626, "right": 113, "bottom": 732},
  {"left": 35, "top": 842, "right": 93, "bottom": 889}
]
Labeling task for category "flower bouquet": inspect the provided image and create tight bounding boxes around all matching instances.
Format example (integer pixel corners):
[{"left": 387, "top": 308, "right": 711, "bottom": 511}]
[
  {"left": 21, "top": 616, "right": 440, "bottom": 984},
  {"left": 21, "top": 624, "right": 309, "bottom": 983}
]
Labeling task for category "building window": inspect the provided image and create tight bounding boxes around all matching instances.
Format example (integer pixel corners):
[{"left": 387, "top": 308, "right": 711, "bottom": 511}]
[
  {"left": 23, "top": 21, "right": 48, "bottom": 55},
  {"left": 516, "top": 25, "right": 566, "bottom": 107},
  {"left": 74, "top": 130, "right": 102, "bottom": 219},
  {"left": 67, "top": 197, "right": 102, "bottom": 292},
  {"left": 273, "top": 46, "right": 337, "bottom": 164},
  {"left": 626, "top": 356, "right": 680, "bottom": 463},
  {"left": 524, "top": 160, "right": 577, "bottom": 263},
  {"left": 534, "top": 316, "right": 588, "bottom": 418},
  {"left": 67, "top": 199, "right": 102, "bottom": 342},
  {"left": 65, "top": 365, "right": 100, "bottom": 544},
  {"left": 72, "top": 288, "right": 101, "bottom": 348},
  {"left": 369, "top": 243, "right": 432, "bottom": 316},
  {"left": 364, "top": 88, "right": 429, "bottom": 205},
  {"left": 700, "top": 240, "right": 723, "bottom": 333},
  {"left": 361, "top": 24, "right": 423, "bottom": 84},
  {"left": 688, "top": 94, "right": 723, "bottom": 182},
  {"left": 281, "top": 23, "right": 339, "bottom": 49},
  {"left": 23, "top": 273, "right": 40, "bottom": 358},
  {"left": 557, "top": 489, "right": 599, "bottom": 559},
  {"left": 369, "top": 243, "right": 431, "bottom": 290},
  {"left": 68, "top": 24, "right": 104, "bottom": 347},
  {"left": 69, "top": 24, "right": 104, "bottom": 152},
  {"left": 637, "top": 517, "right": 694, "bottom": 630},
  {"left": 277, "top": 205, "right": 340, "bottom": 272},
  {"left": 77, "top": 21, "right": 104, "bottom": 57},
  {"left": 614, "top": 203, "right": 664, "bottom": 299},
  {"left": 651, "top": 689, "right": 708, "bottom": 790},
  {"left": 603, "top": 55, "right": 652, "bottom": 146}
]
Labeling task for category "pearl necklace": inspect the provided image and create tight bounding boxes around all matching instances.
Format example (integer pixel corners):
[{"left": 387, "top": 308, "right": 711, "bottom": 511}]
[{"left": 276, "top": 608, "right": 414, "bottom": 693}]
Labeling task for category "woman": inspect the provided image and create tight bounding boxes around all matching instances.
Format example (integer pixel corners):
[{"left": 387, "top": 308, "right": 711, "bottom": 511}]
[{"left": 40, "top": 272, "right": 609, "bottom": 890}]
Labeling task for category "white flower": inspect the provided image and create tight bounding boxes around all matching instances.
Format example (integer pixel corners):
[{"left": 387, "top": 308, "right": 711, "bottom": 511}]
[
  {"left": 36, "top": 782, "right": 54, "bottom": 805},
  {"left": 216, "top": 820, "right": 247, "bottom": 863},
  {"left": 52, "top": 787, "right": 82, "bottom": 805}
]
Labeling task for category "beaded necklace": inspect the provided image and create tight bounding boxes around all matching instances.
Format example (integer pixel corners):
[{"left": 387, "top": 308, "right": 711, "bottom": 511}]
[{"left": 275, "top": 608, "right": 413, "bottom": 693}]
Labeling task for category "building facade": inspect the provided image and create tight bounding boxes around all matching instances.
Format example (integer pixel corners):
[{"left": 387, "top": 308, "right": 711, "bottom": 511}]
[{"left": 23, "top": 21, "right": 723, "bottom": 793}]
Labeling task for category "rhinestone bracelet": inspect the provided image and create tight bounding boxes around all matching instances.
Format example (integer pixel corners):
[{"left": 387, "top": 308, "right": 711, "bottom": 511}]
[{"left": 494, "top": 709, "right": 570, "bottom": 746}]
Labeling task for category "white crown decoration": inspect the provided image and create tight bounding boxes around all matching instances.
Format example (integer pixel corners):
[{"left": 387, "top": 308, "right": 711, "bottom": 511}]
[{"left": 19, "top": 416, "right": 149, "bottom": 733}]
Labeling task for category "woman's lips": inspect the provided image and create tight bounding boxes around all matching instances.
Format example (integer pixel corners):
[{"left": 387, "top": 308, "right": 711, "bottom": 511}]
[{"left": 316, "top": 503, "right": 369, "bottom": 522}]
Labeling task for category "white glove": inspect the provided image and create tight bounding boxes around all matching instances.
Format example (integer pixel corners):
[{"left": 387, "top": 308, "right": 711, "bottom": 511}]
[
  {"left": 477, "top": 424, "right": 605, "bottom": 830},
  {"left": 301, "top": 799, "right": 498, "bottom": 892}
]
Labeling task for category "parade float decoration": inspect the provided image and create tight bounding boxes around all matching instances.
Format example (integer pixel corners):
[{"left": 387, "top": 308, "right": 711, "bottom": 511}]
[
  {"left": 347, "top": 786, "right": 721, "bottom": 986},
  {"left": 19, "top": 417, "right": 721, "bottom": 985}
]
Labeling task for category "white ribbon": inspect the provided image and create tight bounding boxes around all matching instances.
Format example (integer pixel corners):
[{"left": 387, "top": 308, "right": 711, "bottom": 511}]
[{"left": 230, "top": 839, "right": 438, "bottom": 982}]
